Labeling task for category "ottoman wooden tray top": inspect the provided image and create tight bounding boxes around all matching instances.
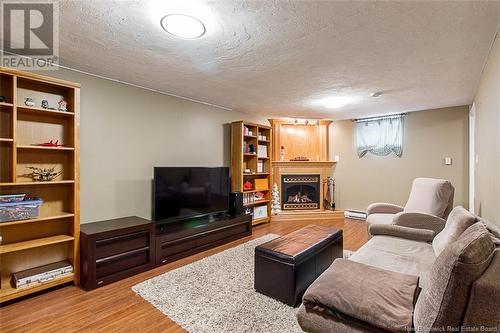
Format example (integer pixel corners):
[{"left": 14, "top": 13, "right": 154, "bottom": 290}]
[{"left": 254, "top": 225, "right": 343, "bottom": 306}]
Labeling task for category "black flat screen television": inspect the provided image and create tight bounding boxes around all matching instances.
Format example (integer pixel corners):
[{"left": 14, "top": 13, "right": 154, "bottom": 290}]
[{"left": 153, "top": 167, "right": 230, "bottom": 223}]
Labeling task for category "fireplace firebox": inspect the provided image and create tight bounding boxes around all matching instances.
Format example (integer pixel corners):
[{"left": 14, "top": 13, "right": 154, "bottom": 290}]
[{"left": 281, "top": 174, "right": 320, "bottom": 210}]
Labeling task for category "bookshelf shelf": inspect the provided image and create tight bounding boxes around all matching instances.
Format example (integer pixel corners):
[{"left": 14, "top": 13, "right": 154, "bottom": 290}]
[
  {"left": 252, "top": 217, "right": 270, "bottom": 225},
  {"left": 0, "top": 235, "right": 74, "bottom": 254},
  {"left": 0, "top": 67, "right": 80, "bottom": 303},
  {"left": 0, "top": 273, "right": 74, "bottom": 302},
  {"left": 17, "top": 105, "right": 75, "bottom": 117},
  {"left": 0, "top": 211, "right": 74, "bottom": 226},
  {"left": 243, "top": 199, "right": 270, "bottom": 207},
  {"left": 0, "top": 180, "right": 75, "bottom": 186},
  {"left": 243, "top": 188, "right": 269, "bottom": 193},
  {"left": 17, "top": 145, "right": 75, "bottom": 151}
]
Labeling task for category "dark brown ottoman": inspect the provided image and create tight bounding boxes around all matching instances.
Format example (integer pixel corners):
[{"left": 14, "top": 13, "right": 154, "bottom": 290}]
[{"left": 254, "top": 225, "right": 343, "bottom": 306}]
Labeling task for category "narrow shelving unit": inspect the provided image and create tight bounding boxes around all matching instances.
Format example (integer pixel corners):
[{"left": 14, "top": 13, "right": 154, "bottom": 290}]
[
  {"left": 231, "top": 121, "right": 272, "bottom": 226},
  {"left": 0, "top": 67, "right": 80, "bottom": 303}
]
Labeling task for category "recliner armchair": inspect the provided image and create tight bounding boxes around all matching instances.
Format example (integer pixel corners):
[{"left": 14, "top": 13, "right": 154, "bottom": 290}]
[{"left": 366, "top": 178, "right": 454, "bottom": 237}]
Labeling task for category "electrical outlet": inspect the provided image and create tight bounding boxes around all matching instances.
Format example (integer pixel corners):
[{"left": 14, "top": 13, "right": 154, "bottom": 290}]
[{"left": 334, "top": 155, "right": 340, "bottom": 162}]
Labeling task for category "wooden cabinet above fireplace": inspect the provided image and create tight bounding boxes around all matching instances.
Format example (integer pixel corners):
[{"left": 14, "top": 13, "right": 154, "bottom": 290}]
[{"left": 268, "top": 119, "right": 333, "bottom": 162}]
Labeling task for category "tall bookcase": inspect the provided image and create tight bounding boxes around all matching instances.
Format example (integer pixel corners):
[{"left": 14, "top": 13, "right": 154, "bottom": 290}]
[
  {"left": 230, "top": 121, "right": 272, "bottom": 226},
  {"left": 0, "top": 67, "right": 80, "bottom": 302}
]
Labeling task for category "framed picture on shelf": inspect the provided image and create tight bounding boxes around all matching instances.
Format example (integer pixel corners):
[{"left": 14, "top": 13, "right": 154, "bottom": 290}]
[
  {"left": 253, "top": 205, "right": 268, "bottom": 219},
  {"left": 258, "top": 145, "right": 268, "bottom": 157}
]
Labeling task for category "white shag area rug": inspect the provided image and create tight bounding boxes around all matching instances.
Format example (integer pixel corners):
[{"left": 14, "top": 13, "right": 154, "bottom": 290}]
[{"left": 133, "top": 234, "right": 352, "bottom": 333}]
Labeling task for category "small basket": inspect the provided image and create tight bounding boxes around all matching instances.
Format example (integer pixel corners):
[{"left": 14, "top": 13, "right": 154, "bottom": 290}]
[{"left": 0, "top": 199, "right": 43, "bottom": 223}]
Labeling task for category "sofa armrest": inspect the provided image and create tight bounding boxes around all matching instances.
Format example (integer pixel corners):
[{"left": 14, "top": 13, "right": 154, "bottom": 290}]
[
  {"left": 369, "top": 224, "right": 435, "bottom": 242},
  {"left": 302, "top": 259, "right": 418, "bottom": 332},
  {"left": 366, "top": 203, "right": 404, "bottom": 216},
  {"left": 393, "top": 212, "right": 446, "bottom": 234}
]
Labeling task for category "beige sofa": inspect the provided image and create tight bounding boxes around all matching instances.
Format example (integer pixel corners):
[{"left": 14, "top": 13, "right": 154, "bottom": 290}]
[{"left": 297, "top": 207, "right": 500, "bottom": 333}]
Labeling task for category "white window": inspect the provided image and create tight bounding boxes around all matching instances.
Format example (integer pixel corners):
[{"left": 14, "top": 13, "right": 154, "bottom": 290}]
[{"left": 355, "top": 114, "right": 405, "bottom": 158}]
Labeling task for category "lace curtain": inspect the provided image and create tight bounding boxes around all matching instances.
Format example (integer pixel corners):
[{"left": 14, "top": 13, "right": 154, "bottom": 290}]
[{"left": 356, "top": 114, "right": 405, "bottom": 158}]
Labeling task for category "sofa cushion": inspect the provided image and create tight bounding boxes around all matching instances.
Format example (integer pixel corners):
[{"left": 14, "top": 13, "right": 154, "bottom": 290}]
[
  {"left": 404, "top": 178, "right": 454, "bottom": 217},
  {"left": 302, "top": 259, "right": 418, "bottom": 332},
  {"left": 432, "top": 206, "right": 477, "bottom": 256},
  {"left": 413, "top": 223, "right": 495, "bottom": 333},
  {"left": 350, "top": 235, "right": 435, "bottom": 287},
  {"left": 297, "top": 304, "right": 390, "bottom": 333},
  {"left": 366, "top": 213, "right": 394, "bottom": 226}
]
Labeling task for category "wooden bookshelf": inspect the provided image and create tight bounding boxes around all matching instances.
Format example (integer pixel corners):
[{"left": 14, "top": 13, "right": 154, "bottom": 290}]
[
  {"left": 231, "top": 121, "right": 272, "bottom": 226},
  {"left": 0, "top": 67, "right": 80, "bottom": 303}
]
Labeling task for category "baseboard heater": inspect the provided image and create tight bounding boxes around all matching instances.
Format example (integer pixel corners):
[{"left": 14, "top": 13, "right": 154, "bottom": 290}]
[{"left": 344, "top": 209, "right": 367, "bottom": 220}]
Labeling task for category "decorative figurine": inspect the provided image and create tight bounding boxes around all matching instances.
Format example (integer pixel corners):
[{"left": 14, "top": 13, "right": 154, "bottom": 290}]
[
  {"left": 254, "top": 191, "right": 265, "bottom": 200},
  {"left": 41, "top": 100, "right": 49, "bottom": 109},
  {"left": 0, "top": 96, "right": 6, "bottom": 103},
  {"left": 271, "top": 182, "right": 282, "bottom": 215},
  {"left": 280, "top": 146, "right": 285, "bottom": 161},
  {"left": 58, "top": 99, "right": 68, "bottom": 112},
  {"left": 32, "top": 140, "right": 63, "bottom": 147},
  {"left": 27, "top": 167, "right": 62, "bottom": 182},
  {"left": 243, "top": 181, "right": 253, "bottom": 191},
  {"left": 24, "top": 97, "right": 35, "bottom": 107}
]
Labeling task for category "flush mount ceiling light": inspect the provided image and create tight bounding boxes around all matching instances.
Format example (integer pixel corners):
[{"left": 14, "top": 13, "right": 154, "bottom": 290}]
[
  {"left": 320, "top": 96, "right": 353, "bottom": 109},
  {"left": 371, "top": 91, "right": 383, "bottom": 97},
  {"left": 160, "top": 14, "right": 206, "bottom": 39}
]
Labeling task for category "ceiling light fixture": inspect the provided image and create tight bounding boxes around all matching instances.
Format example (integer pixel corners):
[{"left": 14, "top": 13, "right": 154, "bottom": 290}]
[
  {"left": 320, "top": 96, "right": 353, "bottom": 109},
  {"left": 160, "top": 14, "right": 206, "bottom": 39},
  {"left": 371, "top": 91, "right": 383, "bottom": 97}
]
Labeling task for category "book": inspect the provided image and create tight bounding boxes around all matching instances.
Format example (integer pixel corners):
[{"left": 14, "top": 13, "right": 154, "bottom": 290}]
[
  {"left": 257, "top": 160, "right": 264, "bottom": 173},
  {"left": 11, "top": 260, "right": 73, "bottom": 288}
]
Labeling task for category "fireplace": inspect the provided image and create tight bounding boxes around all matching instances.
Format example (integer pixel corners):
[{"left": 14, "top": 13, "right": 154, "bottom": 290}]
[{"left": 281, "top": 174, "right": 320, "bottom": 210}]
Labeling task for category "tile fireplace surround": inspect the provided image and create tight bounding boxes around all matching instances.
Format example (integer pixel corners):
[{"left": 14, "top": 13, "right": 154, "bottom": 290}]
[{"left": 272, "top": 161, "right": 336, "bottom": 211}]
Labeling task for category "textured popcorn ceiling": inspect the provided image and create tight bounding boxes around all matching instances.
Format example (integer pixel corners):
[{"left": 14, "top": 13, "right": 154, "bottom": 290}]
[{"left": 58, "top": 1, "right": 500, "bottom": 119}]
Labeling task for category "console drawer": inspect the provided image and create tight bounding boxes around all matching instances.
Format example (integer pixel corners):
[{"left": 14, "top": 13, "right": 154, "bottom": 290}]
[
  {"left": 95, "top": 231, "right": 149, "bottom": 259},
  {"left": 157, "top": 219, "right": 251, "bottom": 264},
  {"left": 96, "top": 247, "right": 149, "bottom": 279}
]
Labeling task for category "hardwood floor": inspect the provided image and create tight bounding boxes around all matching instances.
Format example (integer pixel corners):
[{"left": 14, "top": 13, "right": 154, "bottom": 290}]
[{"left": 0, "top": 211, "right": 367, "bottom": 333}]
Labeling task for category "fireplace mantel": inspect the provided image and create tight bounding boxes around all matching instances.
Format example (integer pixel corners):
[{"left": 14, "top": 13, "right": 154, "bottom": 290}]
[{"left": 272, "top": 161, "right": 336, "bottom": 167}]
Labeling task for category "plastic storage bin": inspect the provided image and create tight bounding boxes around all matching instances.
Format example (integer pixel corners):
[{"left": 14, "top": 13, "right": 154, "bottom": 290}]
[
  {"left": 0, "top": 199, "right": 43, "bottom": 223},
  {"left": 0, "top": 194, "right": 26, "bottom": 203}
]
